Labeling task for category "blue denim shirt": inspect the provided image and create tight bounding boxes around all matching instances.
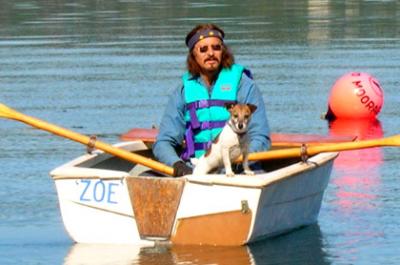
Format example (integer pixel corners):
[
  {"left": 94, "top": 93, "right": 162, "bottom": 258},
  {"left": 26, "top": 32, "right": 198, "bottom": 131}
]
[{"left": 153, "top": 73, "right": 271, "bottom": 166}]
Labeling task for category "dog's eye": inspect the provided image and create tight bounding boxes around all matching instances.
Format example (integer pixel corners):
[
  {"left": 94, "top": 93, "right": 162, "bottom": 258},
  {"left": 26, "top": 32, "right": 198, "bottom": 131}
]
[
  {"left": 233, "top": 114, "right": 239, "bottom": 119},
  {"left": 244, "top": 115, "right": 249, "bottom": 119}
]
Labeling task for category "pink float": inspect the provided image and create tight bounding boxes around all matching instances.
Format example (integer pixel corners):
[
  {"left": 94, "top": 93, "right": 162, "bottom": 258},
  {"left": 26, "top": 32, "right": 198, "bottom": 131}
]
[{"left": 327, "top": 72, "right": 384, "bottom": 119}]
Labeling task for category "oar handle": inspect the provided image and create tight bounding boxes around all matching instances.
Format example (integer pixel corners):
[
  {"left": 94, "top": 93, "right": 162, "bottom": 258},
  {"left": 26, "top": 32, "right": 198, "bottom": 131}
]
[{"left": 0, "top": 103, "right": 175, "bottom": 176}]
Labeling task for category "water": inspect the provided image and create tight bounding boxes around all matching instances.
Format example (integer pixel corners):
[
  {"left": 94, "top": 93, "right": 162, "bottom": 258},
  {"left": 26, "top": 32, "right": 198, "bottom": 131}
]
[{"left": 1, "top": 0, "right": 399, "bottom": 264}]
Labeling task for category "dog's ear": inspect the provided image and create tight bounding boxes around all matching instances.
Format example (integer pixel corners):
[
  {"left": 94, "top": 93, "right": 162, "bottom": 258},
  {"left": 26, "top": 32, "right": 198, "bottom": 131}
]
[
  {"left": 224, "top": 102, "right": 236, "bottom": 111},
  {"left": 247, "top": 103, "right": 257, "bottom": 113}
]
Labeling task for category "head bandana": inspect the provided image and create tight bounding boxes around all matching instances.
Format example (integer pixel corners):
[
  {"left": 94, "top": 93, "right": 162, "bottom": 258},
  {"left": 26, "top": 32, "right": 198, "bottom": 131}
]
[{"left": 186, "top": 29, "right": 224, "bottom": 50}]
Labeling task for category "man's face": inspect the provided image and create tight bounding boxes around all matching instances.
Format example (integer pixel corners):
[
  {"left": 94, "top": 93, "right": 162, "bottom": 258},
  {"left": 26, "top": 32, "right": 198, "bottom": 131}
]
[{"left": 193, "top": 37, "right": 223, "bottom": 74}]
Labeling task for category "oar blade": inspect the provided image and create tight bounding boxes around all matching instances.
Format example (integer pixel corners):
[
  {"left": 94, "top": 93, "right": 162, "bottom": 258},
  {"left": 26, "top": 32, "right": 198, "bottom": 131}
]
[
  {"left": 0, "top": 103, "right": 15, "bottom": 119},
  {"left": 0, "top": 102, "right": 175, "bottom": 176}
]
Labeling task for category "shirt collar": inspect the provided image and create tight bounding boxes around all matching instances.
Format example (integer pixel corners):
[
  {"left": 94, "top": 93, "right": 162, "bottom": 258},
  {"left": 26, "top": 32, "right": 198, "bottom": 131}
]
[{"left": 188, "top": 74, "right": 217, "bottom": 88}]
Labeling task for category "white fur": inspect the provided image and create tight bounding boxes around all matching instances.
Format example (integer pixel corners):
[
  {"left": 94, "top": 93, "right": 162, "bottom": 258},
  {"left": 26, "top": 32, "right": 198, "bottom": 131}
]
[{"left": 192, "top": 110, "right": 254, "bottom": 177}]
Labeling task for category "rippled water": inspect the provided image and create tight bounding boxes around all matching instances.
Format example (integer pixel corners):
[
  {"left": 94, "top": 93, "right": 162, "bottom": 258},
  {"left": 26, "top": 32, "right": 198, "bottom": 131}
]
[{"left": 1, "top": 1, "right": 400, "bottom": 264}]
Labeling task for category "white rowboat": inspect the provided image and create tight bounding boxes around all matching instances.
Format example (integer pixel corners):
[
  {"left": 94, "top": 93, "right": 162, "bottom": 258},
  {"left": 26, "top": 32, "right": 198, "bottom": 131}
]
[
  {"left": 50, "top": 140, "right": 338, "bottom": 246},
  {"left": 1, "top": 103, "right": 397, "bottom": 246}
]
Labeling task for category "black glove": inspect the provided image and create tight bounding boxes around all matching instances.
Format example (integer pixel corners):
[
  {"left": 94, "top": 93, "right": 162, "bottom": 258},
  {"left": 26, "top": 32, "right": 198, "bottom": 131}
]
[{"left": 173, "top": 161, "right": 193, "bottom": 177}]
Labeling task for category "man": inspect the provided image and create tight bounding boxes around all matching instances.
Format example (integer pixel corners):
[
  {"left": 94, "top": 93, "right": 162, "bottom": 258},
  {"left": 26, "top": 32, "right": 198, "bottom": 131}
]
[{"left": 153, "top": 24, "right": 271, "bottom": 177}]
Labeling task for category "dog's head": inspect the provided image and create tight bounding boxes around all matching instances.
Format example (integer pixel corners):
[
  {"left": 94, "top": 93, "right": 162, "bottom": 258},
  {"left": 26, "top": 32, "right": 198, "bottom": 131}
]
[{"left": 225, "top": 103, "right": 257, "bottom": 134}]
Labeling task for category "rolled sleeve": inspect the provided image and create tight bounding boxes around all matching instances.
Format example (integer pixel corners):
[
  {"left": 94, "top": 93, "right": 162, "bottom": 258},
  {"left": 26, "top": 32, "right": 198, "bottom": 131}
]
[{"left": 153, "top": 86, "right": 186, "bottom": 166}]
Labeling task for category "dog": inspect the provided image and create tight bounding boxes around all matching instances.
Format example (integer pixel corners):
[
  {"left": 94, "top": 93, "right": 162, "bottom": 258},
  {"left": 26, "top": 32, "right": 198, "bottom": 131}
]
[{"left": 192, "top": 103, "right": 257, "bottom": 177}]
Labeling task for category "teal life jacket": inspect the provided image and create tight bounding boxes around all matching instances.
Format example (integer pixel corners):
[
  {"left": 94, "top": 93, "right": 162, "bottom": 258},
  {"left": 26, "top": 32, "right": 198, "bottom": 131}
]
[{"left": 181, "top": 64, "right": 245, "bottom": 159}]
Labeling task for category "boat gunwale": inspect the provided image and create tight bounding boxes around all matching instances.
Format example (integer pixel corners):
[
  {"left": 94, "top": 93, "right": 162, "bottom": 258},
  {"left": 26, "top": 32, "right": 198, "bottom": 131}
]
[
  {"left": 50, "top": 141, "right": 148, "bottom": 180},
  {"left": 50, "top": 141, "right": 338, "bottom": 189},
  {"left": 186, "top": 152, "right": 338, "bottom": 188}
]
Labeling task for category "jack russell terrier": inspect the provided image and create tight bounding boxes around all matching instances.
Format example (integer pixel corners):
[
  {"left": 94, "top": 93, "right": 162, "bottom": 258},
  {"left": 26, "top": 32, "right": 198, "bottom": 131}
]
[{"left": 192, "top": 103, "right": 257, "bottom": 177}]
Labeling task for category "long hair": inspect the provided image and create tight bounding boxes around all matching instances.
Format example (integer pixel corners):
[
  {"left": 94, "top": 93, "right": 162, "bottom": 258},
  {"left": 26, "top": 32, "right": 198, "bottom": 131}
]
[{"left": 185, "top": 24, "right": 235, "bottom": 76}]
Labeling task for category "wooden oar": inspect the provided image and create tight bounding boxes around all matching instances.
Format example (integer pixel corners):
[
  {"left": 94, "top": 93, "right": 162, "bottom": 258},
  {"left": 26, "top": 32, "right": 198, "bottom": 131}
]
[
  {"left": 0, "top": 103, "right": 175, "bottom": 176},
  {"left": 121, "top": 128, "right": 400, "bottom": 163},
  {"left": 2, "top": 103, "right": 399, "bottom": 175},
  {"left": 246, "top": 133, "right": 400, "bottom": 161}
]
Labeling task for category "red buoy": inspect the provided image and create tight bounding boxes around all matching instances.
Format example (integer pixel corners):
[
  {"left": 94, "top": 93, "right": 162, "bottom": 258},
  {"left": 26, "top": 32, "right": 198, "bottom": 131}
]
[{"left": 326, "top": 72, "right": 384, "bottom": 119}]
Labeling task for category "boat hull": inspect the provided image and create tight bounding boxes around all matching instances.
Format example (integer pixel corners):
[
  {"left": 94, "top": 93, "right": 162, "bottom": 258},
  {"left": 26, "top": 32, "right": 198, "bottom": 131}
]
[{"left": 50, "top": 141, "right": 337, "bottom": 246}]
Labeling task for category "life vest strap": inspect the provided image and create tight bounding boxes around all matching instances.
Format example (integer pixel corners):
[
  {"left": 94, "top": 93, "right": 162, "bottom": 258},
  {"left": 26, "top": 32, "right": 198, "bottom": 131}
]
[
  {"left": 194, "top": 141, "right": 212, "bottom": 151},
  {"left": 186, "top": 99, "right": 235, "bottom": 110},
  {"left": 186, "top": 99, "right": 235, "bottom": 129},
  {"left": 186, "top": 120, "right": 226, "bottom": 131}
]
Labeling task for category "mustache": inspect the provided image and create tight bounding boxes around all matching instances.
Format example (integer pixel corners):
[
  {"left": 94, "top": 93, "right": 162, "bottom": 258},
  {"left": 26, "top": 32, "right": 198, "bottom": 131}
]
[{"left": 204, "top": 56, "right": 219, "bottom": 63}]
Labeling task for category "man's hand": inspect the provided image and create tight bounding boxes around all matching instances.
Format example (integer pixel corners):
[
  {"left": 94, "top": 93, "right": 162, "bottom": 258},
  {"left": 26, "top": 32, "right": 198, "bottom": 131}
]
[{"left": 173, "top": 161, "right": 193, "bottom": 177}]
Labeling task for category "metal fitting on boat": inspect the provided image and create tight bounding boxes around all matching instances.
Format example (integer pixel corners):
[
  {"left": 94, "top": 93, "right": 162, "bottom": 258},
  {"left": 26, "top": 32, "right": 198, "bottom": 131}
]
[
  {"left": 86, "top": 135, "right": 97, "bottom": 154},
  {"left": 241, "top": 200, "right": 250, "bottom": 214},
  {"left": 300, "top": 143, "right": 308, "bottom": 163}
]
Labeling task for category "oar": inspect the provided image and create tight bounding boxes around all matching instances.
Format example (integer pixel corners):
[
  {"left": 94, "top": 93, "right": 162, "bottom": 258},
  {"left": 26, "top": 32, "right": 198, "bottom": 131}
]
[
  {"left": 246, "top": 133, "right": 400, "bottom": 161},
  {"left": 0, "top": 103, "right": 175, "bottom": 176},
  {"left": 2, "top": 103, "right": 399, "bottom": 174}
]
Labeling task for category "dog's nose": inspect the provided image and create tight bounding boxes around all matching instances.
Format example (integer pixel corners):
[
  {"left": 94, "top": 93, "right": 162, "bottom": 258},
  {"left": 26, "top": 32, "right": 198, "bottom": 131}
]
[{"left": 238, "top": 123, "right": 243, "bottom": 130}]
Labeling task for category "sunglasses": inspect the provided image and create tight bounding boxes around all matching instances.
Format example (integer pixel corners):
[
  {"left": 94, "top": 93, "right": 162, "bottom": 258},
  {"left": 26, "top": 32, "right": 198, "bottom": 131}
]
[{"left": 198, "top": 44, "right": 223, "bottom": 53}]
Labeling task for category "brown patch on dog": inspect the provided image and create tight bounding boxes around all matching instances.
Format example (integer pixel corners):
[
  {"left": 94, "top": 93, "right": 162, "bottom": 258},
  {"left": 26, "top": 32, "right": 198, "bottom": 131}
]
[
  {"left": 246, "top": 103, "right": 257, "bottom": 113},
  {"left": 227, "top": 104, "right": 257, "bottom": 117},
  {"left": 228, "top": 104, "right": 256, "bottom": 124}
]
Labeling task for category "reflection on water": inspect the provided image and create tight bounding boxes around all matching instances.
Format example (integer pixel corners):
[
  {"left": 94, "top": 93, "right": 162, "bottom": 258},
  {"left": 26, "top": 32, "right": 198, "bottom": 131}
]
[
  {"left": 65, "top": 244, "right": 251, "bottom": 265},
  {"left": 328, "top": 119, "right": 383, "bottom": 212},
  {"left": 63, "top": 225, "right": 329, "bottom": 265},
  {"left": 250, "top": 225, "right": 330, "bottom": 265}
]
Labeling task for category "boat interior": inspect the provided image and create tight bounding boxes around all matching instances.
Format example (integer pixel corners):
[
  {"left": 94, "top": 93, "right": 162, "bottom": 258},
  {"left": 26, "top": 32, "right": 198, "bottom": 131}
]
[{"left": 75, "top": 141, "right": 306, "bottom": 177}]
